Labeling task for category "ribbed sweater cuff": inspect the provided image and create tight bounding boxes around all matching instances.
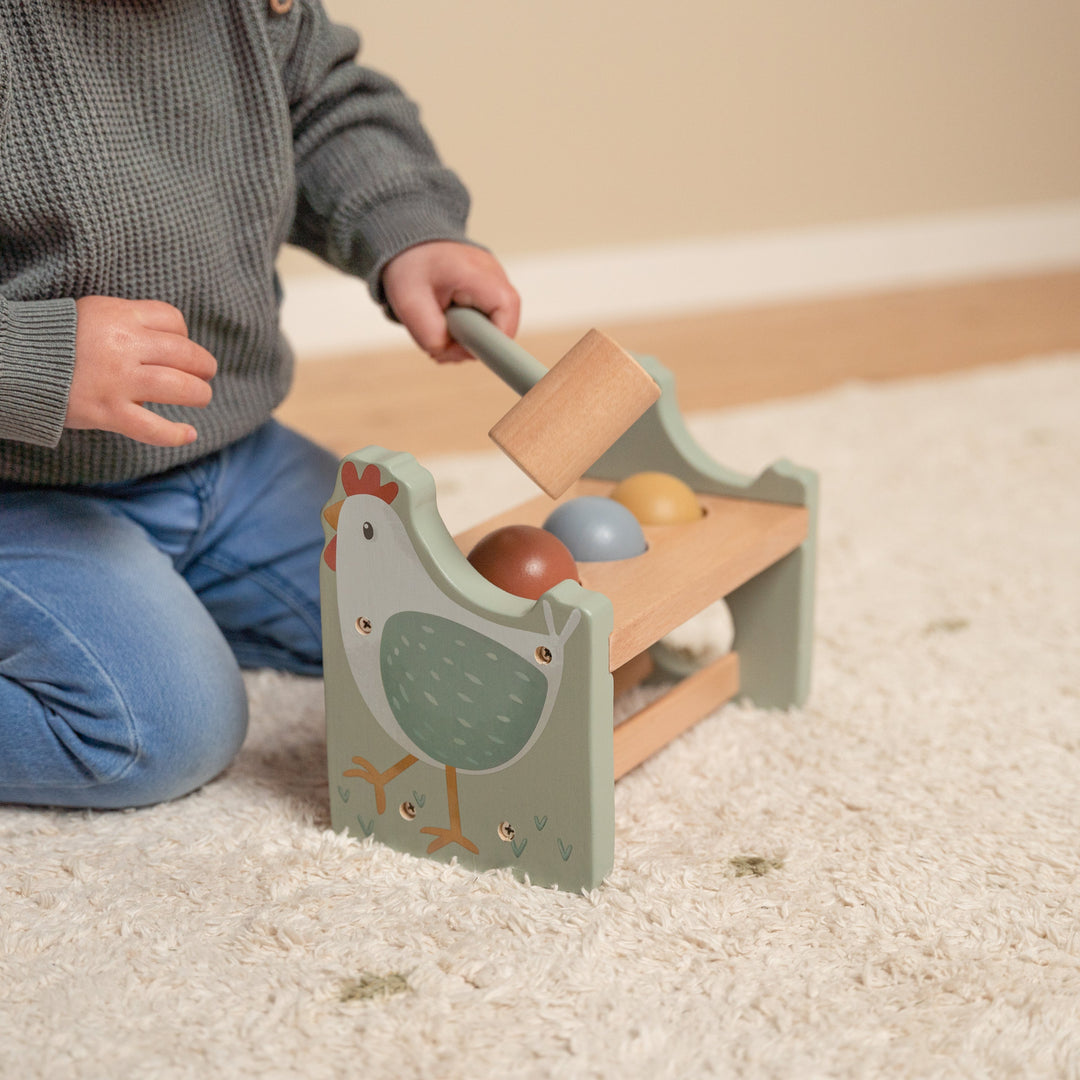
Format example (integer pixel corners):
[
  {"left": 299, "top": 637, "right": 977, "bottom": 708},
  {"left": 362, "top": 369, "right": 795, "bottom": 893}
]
[
  {"left": 0, "top": 297, "right": 78, "bottom": 448},
  {"left": 341, "top": 190, "right": 473, "bottom": 313}
]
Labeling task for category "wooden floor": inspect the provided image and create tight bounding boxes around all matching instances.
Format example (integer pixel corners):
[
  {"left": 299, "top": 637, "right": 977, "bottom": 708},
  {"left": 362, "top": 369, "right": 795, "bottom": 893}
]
[{"left": 277, "top": 270, "right": 1080, "bottom": 460}]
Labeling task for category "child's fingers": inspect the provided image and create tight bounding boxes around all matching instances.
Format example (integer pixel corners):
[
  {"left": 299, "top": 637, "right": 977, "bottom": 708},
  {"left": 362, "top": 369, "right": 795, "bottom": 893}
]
[
  {"left": 135, "top": 364, "right": 214, "bottom": 410},
  {"left": 130, "top": 300, "right": 218, "bottom": 383},
  {"left": 451, "top": 279, "right": 521, "bottom": 341},
  {"left": 427, "top": 278, "right": 521, "bottom": 362},
  {"left": 432, "top": 288, "right": 518, "bottom": 364},
  {"left": 397, "top": 292, "right": 476, "bottom": 363},
  {"left": 132, "top": 299, "right": 191, "bottom": 337},
  {"left": 391, "top": 290, "right": 451, "bottom": 358},
  {"left": 482, "top": 297, "right": 520, "bottom": 340},
  {"left": 67, "top": 295, "right": 212, "bottom": 444},
  {"left": 116, "top": 403, "right": 198, "bottom": 447},
  {"left": 144, "top": 331, "right": 218, "bottom": 381},
  {"left": 431, "top": 342, "right": 474, "bottom": 364},
  {"left": 381, "top": 241, "right": 521, "bottom": 362}
]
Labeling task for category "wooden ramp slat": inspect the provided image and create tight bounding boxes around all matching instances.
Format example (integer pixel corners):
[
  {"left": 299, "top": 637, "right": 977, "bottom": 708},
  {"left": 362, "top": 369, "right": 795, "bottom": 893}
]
[
  {"left": 613, "top": 652, "right": 740, "bottom": 780},
  {"left": 454, "top": 479, "right": 808, "bottom": 671}
]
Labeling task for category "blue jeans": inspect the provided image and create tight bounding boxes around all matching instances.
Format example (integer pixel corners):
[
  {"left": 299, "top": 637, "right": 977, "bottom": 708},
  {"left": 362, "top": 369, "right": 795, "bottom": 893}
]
[{"left": 0, "top": 421, "right": 339, "bottom": 809}]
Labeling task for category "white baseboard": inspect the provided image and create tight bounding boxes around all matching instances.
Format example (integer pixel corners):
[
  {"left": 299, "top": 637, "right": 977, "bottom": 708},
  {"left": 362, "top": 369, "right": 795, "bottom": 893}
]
[{"left": 280, "top": 200, "right": 1080, "bottom": 359}]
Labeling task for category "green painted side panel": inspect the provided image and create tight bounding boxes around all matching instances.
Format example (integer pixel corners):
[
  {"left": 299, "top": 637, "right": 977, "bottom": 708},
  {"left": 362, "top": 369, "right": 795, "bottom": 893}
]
[{"left": 323, "top": 448, "right": 615, "bottom": 892}]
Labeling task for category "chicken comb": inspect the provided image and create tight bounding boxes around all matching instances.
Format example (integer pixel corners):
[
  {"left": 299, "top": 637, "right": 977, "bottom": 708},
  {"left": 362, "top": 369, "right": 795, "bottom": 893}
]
[
  {"left": 341, "top": 461, "right": 398, "bottom": 504},
  {"left": 323, "top": 461, "right": 399, "bottom": 571}
]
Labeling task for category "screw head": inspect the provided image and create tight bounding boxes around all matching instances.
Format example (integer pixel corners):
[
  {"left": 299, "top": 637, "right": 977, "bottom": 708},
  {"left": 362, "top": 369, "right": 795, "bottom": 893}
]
[
  {"left": 399, "top": 801, "right": 416, "bottom": 820},
  {"left": 355, "top": 616, "right": 372, "bottom": 635}
]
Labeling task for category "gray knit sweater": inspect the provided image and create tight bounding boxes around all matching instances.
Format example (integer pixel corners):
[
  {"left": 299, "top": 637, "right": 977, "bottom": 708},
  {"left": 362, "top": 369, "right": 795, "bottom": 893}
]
[{"left": 0, "top": 0, "right": 471, "bottom": 485}]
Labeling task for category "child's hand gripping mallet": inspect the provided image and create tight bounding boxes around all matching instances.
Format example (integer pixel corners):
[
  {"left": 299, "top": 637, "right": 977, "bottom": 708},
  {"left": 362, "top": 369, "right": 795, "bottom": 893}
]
[{"left": 445, "top": 306, "right": 660, "bottom": 498}]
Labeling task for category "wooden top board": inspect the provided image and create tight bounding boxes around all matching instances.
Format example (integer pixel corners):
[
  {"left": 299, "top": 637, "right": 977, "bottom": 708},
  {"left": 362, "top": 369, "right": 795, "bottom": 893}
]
[{"left": 454, "top": 479, "right": 810, "bottom": 672}]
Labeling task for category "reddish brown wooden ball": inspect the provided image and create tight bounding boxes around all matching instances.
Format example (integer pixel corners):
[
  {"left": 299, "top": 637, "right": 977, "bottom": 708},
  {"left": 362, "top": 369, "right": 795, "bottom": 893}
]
[{"left": 467, "top": 525, "right": 580, "bottom": 600}]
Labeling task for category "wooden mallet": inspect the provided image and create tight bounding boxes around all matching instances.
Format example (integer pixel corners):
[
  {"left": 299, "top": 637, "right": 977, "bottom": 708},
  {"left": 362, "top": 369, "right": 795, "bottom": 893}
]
[{"left": 446, "top": 306, "right": 660, "bottom": 498}]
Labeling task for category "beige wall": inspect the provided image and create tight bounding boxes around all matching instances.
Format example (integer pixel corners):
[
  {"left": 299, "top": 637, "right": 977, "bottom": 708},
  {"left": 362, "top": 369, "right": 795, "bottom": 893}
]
[{"left": 284, "top": 0, "right": 1080, "bottom": 273}]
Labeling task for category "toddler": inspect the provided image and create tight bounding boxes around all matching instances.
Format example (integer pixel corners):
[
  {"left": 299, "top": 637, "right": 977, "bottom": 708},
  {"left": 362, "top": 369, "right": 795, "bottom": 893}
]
[{"left": 0, "top": 0, "right": 519, "bottom": 808}]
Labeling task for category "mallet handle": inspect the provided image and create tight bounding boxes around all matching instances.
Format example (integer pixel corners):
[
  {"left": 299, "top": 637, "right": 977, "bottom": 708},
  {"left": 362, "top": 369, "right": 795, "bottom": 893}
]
[{"left": 445, "top": 306, "right": 547, "bottom": 397}]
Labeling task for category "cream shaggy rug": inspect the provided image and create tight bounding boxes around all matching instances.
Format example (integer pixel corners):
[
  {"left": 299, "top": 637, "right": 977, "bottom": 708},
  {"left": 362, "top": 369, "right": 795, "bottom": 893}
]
[{"left": 2, "top": 355, "right": 1078, "bottom": 1080}]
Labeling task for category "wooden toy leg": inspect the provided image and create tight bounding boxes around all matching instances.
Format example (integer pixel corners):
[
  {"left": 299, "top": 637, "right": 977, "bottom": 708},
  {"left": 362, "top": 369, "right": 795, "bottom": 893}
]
[{"left": 726, "top": 512, "right": 817, "bottom": 708}]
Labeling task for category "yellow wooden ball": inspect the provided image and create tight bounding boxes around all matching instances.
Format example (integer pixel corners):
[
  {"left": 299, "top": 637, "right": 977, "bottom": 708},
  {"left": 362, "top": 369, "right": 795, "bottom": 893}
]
[{"left": 609, "top": 472, "right": 703, "bottom": 525}]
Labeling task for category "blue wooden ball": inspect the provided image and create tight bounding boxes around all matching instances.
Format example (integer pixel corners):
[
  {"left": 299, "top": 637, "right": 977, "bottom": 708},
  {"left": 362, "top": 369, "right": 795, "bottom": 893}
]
[{"left": 542, "top": 496, "right": 648, "bottom": 562}]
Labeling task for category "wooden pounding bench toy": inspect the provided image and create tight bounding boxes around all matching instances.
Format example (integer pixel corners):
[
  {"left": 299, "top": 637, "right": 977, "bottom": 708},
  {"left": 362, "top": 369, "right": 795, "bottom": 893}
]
[{"left": 320, "top": 309, "right": 818, "bottom": 891}]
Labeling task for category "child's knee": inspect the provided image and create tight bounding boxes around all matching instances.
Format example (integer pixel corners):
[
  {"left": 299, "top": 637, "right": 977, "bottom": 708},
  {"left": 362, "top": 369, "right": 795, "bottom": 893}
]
[
  {"left": 101, "top": 662, "right": 250, "bottom": 808},
  {"left": 0, "top": 490, "right": 251, "bottom": 809},
  {"left": 28, "top": 647, "right": 250, "bottom": 810}
]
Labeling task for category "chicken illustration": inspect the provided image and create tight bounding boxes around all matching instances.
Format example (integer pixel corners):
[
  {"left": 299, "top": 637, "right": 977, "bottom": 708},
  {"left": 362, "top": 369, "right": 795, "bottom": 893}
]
[{"left": 324, "top": 462, "right": 581, "bottom": 855}]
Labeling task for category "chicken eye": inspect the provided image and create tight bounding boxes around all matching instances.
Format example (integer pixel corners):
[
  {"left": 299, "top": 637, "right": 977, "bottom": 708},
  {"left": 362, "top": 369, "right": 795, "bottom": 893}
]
[{"left": 362, "top": 522, "right": 374, "bottom": 540}]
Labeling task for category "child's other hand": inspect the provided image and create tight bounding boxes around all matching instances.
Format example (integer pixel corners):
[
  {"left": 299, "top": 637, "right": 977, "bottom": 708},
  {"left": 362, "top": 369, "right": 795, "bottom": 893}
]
[
  {"left": 381, "top": 241, "right": 520, "bottom": 364},
  {"left": 66, "top": 296, "right": 217, "bottom": 446}
]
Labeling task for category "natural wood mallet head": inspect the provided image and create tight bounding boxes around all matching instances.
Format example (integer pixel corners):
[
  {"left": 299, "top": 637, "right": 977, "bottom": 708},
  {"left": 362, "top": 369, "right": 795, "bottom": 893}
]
[
  {"left": 445, "top": 306, "right": 661, "bottom": 498},
  {"left": 491, "top": 328, "right": 660, "bottom": 497}
]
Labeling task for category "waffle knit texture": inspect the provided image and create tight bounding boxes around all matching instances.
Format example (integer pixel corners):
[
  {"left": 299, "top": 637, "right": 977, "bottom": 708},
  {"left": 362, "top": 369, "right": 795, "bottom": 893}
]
[{"left": 0, "top": 0, "right": 471, "bottom": 485}]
